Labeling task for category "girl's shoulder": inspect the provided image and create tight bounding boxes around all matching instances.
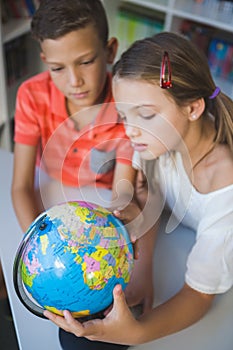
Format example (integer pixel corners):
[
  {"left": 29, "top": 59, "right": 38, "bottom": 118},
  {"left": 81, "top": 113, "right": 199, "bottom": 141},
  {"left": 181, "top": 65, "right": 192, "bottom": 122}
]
[{"left": 211, "top": 144, "right": 232, "bottom": 186}]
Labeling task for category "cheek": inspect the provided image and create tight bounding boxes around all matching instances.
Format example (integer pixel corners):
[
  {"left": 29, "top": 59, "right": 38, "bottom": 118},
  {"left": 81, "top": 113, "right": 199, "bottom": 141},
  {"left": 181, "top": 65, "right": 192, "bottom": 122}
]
[
  {"left": 92, "top": 65, "right": 107, "bottom": 86},
  {"left": 50, "top": 74, "right": 67, "bottom": 90},
  {"left": 145, "top": 117, "right": 183, "bottom": 150},
  {"left": 147, "top": 133, "right": 166, "bottom": 150}
]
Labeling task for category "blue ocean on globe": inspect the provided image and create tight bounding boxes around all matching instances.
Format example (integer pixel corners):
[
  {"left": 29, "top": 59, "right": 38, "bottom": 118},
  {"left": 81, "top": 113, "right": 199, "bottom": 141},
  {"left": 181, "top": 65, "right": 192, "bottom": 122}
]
[{"left": 16, "top": 201, "right": 134, "bottom": 318}]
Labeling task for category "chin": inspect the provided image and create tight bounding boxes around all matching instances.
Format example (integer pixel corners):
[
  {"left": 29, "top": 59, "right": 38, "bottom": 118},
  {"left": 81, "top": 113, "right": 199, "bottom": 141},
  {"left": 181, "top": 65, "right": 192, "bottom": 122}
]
[{"left": 139, "top": 151, "right": 157, "bottom": 161}]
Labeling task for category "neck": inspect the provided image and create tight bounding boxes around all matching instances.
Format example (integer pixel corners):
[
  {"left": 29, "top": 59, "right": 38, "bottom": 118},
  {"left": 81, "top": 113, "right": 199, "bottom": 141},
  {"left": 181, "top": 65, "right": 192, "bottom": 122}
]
[{"left": 180, "top": 117, "right": 216, "bottom": 172}]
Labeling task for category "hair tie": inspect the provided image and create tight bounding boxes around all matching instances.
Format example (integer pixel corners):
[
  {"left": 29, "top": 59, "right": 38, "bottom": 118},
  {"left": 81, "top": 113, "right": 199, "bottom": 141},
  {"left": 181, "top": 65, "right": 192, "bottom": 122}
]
[{"left": 209, "top": 86, "right": 221, "bottom": 99}]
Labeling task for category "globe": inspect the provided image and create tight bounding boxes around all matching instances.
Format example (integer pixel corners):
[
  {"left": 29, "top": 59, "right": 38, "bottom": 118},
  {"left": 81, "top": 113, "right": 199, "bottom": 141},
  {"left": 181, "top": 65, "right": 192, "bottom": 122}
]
[{"left": 13, "top": 201, "right": 134, "bottom": 319}]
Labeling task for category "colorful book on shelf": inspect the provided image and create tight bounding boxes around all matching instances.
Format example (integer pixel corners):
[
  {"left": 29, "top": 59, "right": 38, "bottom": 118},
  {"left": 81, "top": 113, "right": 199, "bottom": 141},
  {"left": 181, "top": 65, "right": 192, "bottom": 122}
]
[
  {"left": 7, "top": 0, "right": 22, "bottom": 18},
  {"left": 1, "top": 0, "right": 39, "bottom": 20},
  {"left": 116, "top": 9, "right": 129, "bottom": 54},
  {"left": 116, "top": 8, "right": 164, "bottom": 54},
  {"left": 24, "top": 0, "right": 36, "bottom": 16},
  {"left": 208, "top": 38, "right": 233, "bottom": 82},
  {"left": 179, "top": 19, "right": 214, "bottom": 55},
  {"left": 16, "top": 0, "right": 31, "bottom": 18}
]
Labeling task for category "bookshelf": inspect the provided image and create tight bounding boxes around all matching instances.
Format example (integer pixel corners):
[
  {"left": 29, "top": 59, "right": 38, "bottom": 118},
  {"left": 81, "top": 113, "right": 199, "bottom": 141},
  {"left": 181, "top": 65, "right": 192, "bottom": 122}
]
[
  {"left": 0, "top": 0, "right": 42, "bottom": 150},
  {"left": 104, "top": 0, "right": 233, "bottom": 98}
]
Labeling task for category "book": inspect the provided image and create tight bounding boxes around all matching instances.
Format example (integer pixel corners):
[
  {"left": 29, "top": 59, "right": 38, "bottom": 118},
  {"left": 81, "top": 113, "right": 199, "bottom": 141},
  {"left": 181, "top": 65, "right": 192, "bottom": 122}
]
[
  {"left": 208, "top": 38, "right": 233, "bottom": 81},
  {"left": 7, "top": 0, "right": 21, "bottom": 18},
  {"left": 116, "top": 7, "right": 164, "bottom": 55},
  {"left": 24, "top": 0, "right": 36, "bottom": 16}
]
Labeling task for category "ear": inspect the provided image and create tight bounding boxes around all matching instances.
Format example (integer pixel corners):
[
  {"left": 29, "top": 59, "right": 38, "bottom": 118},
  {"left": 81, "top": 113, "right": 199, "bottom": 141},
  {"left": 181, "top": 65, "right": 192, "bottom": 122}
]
[
  {"left": 106, "top": 37, "right": 118, "bottom": 64},
  {"left": 188, "top": 98, "right": 205, "bottom": 121},
  {"left": 40, "top": 52, "right": 46, "bottom": 63}
]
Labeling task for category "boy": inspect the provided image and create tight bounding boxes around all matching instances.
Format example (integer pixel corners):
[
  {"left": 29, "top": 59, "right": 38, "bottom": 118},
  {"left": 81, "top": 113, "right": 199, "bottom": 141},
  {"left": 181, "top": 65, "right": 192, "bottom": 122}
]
[
  {"left": 11, "top": 1, "right": 140, "bottom": 349},
  {"left": 12, "top": 0, "right": 136, "bottom": 232}
]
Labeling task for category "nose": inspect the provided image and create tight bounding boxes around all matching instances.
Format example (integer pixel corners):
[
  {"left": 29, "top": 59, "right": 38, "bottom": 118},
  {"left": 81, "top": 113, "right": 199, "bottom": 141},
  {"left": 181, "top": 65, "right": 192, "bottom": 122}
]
[
  {"left": 125, "top": 123, "right": 140, "bottom": 139},
  {"left": 68, "top": 67, "right": 83, "bottom": 87}
]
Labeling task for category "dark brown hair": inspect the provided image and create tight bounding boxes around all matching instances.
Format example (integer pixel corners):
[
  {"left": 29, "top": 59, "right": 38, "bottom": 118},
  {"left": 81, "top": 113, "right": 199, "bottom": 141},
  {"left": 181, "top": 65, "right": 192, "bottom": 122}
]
[
  {"left": 113, "top": 32, "right": 233, "bottom": 151},
  {"left": 31, "top": 0, "right": 109, "bottom": 46}
]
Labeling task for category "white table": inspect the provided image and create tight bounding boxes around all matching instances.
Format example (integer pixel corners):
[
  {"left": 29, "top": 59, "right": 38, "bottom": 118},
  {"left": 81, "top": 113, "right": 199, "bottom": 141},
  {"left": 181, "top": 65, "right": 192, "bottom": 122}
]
[{"left": 0, "top": 148, "right": 233, "bottom": 350}]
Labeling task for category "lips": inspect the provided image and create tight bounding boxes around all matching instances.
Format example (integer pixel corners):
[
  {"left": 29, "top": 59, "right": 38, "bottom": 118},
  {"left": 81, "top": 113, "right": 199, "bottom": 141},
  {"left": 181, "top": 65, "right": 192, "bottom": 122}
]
[
  {"left": 132, "top": 143, "right": 148, "bottom": 152},
  {"left": 72, "top": 91, "right": 89, "bottom": 99}
]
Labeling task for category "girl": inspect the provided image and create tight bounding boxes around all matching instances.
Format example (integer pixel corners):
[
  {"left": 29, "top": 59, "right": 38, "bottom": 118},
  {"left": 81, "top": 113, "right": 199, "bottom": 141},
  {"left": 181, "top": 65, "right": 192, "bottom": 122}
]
[{"left": 44, "top": 32, "right": 233, "bottom": 346}]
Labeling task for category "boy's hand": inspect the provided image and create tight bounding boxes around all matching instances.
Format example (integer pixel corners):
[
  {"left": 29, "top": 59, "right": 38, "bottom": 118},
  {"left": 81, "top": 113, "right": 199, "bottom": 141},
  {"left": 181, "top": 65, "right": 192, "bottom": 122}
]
[
  {"left": 111, "top": 205, "right": 155, "bottom": 315},
  {"left": 44, "top": 284, "right": 142, "bottom": 345},
  {"left": 113, "top": 200, "right": 143, "bottom": 242},
  {"left": 113, "top": 169, "right": 155, "bottom": 242},
  {"left": 113, "top": 203, "right": 141, "bottom": 259},
  {"left": 135, "top": 170, "right": 149, "bottom": 210}
]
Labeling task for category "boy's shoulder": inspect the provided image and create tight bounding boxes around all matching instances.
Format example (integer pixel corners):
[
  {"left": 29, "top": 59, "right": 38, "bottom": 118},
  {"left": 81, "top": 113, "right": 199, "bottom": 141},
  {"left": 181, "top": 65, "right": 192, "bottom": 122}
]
[
  {"left": 17, "top": 71, "right": 63, "bottom": 106},
  {"left": 20, "top": 70, "right": 52, "bottom": 89}
]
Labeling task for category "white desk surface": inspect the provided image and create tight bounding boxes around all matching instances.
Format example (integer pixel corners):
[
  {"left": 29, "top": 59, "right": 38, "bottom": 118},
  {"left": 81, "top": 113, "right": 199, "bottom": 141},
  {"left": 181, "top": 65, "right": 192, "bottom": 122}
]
[{"left": 0, "top": 148, "right": 233, "bottom": 350}]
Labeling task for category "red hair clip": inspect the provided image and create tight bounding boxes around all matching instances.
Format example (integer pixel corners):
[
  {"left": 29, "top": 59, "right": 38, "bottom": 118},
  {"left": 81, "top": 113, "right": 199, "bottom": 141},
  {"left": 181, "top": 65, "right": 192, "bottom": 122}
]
[{"left": 160, "top": 51, "right": 172, "bottom": 89}]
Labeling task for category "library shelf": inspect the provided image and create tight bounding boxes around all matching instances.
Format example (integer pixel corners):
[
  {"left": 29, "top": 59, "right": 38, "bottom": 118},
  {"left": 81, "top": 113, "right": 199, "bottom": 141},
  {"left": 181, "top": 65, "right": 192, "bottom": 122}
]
[{"left": 109, "top": 0, "right": 233, "bottom": 98}]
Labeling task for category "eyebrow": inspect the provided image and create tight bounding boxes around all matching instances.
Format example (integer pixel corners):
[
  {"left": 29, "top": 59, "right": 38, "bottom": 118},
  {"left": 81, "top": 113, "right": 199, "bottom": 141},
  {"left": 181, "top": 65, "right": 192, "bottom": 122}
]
[
  {"left": 45, "top": 51, "right": 97, "bottom": 65},
  {"left": 116, "top": 103, "right": 158, "bottom": 113},
  {"left": 116, "top": 105, "right": 160, "bottom": 121}
]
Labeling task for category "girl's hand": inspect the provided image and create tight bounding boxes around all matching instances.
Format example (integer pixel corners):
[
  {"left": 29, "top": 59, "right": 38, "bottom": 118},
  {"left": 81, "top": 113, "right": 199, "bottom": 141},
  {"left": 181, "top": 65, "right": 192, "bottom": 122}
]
[{"left": 44, "top": 284, "right": 142, "bottom": 345}]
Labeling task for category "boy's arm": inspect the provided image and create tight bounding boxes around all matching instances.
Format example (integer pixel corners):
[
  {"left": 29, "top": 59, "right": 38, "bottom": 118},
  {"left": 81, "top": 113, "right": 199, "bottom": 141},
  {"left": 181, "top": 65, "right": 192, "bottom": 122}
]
[
  {"left": 124, "top": 221, "right": 159, "bottom": 313},
  {"left": 111, "top": 163, "right": 147, "bottom": 241},
  {"left": 11, "top": 143, "right": 43, "bottom": 232},
  {"left": 44, "top": 283, "right": 215, "bottom": 345},
  {"left": 111, "top": 162, "right": 136, "bottom": 207},
  {"left": 111, "top": 165, "right": 161, "bottom": 312}
]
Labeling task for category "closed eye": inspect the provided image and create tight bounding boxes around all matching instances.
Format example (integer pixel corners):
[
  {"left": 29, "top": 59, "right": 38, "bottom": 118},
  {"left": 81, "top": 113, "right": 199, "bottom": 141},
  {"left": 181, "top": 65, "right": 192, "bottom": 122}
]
[
  {"left": 81, "top": 57, "right": 96, "bottom": 65},
  {"left": 136, "top": 106, "right": 157, "bottom": 120},
  {"left": 50, "top": 66, "right": 64, "bottom": 72},
  {"left": 139, "top": 113, "right": 156, "bottom": 120}
]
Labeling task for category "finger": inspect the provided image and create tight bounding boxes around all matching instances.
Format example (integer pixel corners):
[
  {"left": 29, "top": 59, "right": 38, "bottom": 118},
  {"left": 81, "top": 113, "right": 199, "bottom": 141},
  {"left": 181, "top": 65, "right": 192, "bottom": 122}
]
[
  {"left": 136, "top": 170, "right": 147, "bottom": 188},
  {"left": 44, "top": 310, "right": 69, "bottom": 330},
  {"left": 136, "top": 169, "right": 144, "bottom": 182},
  {"left": 43, "top": 309, "right": 72, "bottom": 325},
  {"left": 112, "top": 284, "right": 130, "bottom": 315},
  {"left": 44, "top": 309, "right": 63, "bottom": 322},
  {"left": 113, "top": 209, "right": 128, "bottom": 222},
  {"left": 132, "top": 239, "right": 139, "bottom": 259},
  {"left": 103, "top": 304, "right": 113, "bottom": 316},
  {"left": 44, "top": 310, "right": 84, "bottom": 335}
]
